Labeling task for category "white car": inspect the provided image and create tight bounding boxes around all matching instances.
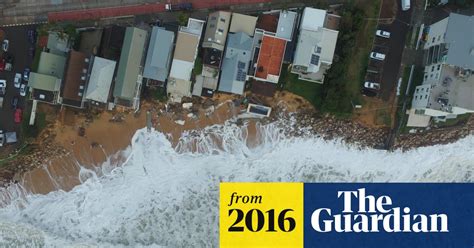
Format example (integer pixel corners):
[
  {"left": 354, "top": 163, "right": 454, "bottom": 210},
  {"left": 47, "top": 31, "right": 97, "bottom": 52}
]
[
  {"left": 20, "top": 84, "right": 27, "bottom": 97},
  {"left": 14, "top": 73, "right": 22, "bottom": 88},
  {"left": 370, "top": 52, "right": 386, "bottom": 61},
  {"left": 376, "top": 30, "right": 391, "bottom": 38},
  {"left": 2, "top": 40, "right": 8, "bottom": 52},
  {"left": 0, "top": 79, "right": 6, "bottom": 95},
  {"left": 364, "top": 81, "right": 381, "bottom": 90}
]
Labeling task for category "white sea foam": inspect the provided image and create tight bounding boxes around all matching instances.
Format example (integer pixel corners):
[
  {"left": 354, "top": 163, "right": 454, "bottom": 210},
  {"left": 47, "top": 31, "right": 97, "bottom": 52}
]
[{"left": 0, "top": 122, "right": 472, "bottom": 247}]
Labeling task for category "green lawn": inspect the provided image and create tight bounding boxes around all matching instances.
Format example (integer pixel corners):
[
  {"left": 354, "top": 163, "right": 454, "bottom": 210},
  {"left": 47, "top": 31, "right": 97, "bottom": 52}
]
[
  {"left": 279, "top": 65, "right": 323, "bottom": 108},
  {"left": 31, "top": 45, "right": 42, "bottom": 72}
]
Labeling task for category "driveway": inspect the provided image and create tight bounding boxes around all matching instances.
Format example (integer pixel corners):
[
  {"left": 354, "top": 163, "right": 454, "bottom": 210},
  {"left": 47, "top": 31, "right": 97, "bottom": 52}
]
[{"left": 378, "top": 5, "right": 412, "bottom": 101}]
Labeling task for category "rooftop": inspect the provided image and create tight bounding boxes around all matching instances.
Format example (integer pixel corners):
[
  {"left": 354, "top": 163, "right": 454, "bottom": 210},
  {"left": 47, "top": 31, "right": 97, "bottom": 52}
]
[
  {"left": 444, "top": 13, "right": 474, "bottom": 69},
  {"left": 203, "top": 48, "right": 223, "bottom": 68},
  {"left": 29, "top": 72, "right": 61, "bottom": 92},
  {"left": 256, "top": 14, "right": 278, "bottom": 33},
  {"left": 219, "top": 32, "right": 253, "bottom": 95},
  {"left": 276, "top": 11, "right": 297, "bottom": 41},
  {"left": 113, "top": 27, "right": 147, "bottom": 100},
  {"left": 174, "top": 32, "right": 201, "bottom": 63},
  {"left": 427, "top": 65, "right": 474, "bottom": 113},
  {"left": 62, "top": 50, "right": 88, "bottom": 106},
  {"left": 255, "top": 35, "right": 285, "bottom": 82},
  {"left": 301, "top": 7, "right": 327, "bottom": 31},
  {"left": 85, "top": 56, "right": 116, "bottom": 103},
  {"left": 143, "top": 27, "right": 175, "bottom": 82},
  {"left": 47, "top": 32, "right": 69, "bottom": 55},
  {"left": 202, "top": 11, "right": 231, "bottom": 51},
  {"left": 229, "top": 13, "right": 258, "bottom": 36},
  {"left": 37, "top": 51, "right": 67, "bottom": 78}
]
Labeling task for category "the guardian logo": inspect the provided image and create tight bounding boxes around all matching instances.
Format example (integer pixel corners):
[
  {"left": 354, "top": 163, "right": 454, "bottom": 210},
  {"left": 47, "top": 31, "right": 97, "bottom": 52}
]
[{"left": 311, "top": 188, "right": 449, "bottom": 233}]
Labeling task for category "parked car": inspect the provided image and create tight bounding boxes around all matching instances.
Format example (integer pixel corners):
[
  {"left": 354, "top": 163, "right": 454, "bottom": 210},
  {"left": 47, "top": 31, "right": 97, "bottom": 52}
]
[
  {"left": 23, "top": 67, "right": 31, "bottom": 81},
  {"left": 0, "top": 79, "right": 6, "bottom": 96},
  {"left": 364, "top": 81, "right": 381, "bottom": 90},
  {"left": 2, "top": 40, "right": 8, "bottom": 52},
  {"left": 361, "top": 88, "right": 377, "bottom": 97},
  {"left": 376, "top": 30, "right": 391, "bottom": 38},
  {"left": 14, "top": 73, "right": 22, "bottom": 88},
  {"left": 11, "top": 96, "right": 19, "bottom": 109},
  {"left": 19, "top": 84, "right": 27, "bottom": 97},
  {"left": 370, "top": 52, "right": 386, "bottom": 61},
  {"left": 14, "top": 108, "right": 22, "bottom": 124},
  {"left": 27, "top": 29, "right": 37, "bottom": 44}
]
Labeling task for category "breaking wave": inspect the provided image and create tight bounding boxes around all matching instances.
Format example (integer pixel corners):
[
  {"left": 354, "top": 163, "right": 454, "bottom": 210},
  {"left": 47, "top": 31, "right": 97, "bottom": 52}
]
[{"left": 0, "top": 121, "right": 473, "bottom": 247}]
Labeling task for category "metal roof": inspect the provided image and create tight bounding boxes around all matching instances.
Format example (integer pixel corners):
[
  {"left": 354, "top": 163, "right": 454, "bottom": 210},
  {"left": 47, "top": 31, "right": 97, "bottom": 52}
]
[
  {"left": 86, "top": 56, "right": 116, "bottom": 103},
  {"left": 445, "top": 13, "right": 474, "bottom": 69},
  {"left": 229, "top": 13, "right": 257, "bottom": 36},
  {"left": 143, "top": 27, "right": 175, "bottom": 82},
  {"left": 276, "top": 10, "right": 297, "bottom": 41},
  {"left": 219, "top": 32, "right": 252, "bottom": 95},
  {"left": 202, "top": 11, "right": 231, "bottom": 51},
  {"left": 113, "top": 27, "right": 147, "bottom": 100},
  {"left": 37, "top": 51, "right": 67, "bottom": 78},
  {"left": 28, "top": 72, "right": 61, "bottom": 92}
]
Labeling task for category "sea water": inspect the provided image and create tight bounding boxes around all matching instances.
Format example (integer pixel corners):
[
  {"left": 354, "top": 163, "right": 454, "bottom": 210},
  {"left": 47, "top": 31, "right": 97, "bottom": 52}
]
[{"left": 0, "top": 121, "right": 472, "bottom": 247}]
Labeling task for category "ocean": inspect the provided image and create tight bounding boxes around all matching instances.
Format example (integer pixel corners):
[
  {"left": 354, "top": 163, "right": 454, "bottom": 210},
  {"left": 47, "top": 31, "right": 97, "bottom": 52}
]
[{"left": 0, "top": 122, "right": 472, "bottom": 247}]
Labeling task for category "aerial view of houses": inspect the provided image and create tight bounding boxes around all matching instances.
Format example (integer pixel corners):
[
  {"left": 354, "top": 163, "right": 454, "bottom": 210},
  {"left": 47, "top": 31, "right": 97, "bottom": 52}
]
[{"left": 0, "top": 0, "right": 473, "bottom": 246}]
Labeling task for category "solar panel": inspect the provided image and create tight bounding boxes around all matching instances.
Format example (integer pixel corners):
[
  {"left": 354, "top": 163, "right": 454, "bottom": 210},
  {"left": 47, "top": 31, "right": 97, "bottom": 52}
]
[
  {"left": 238, "top": 61, "right": 246, "bottom": 69},
  {"left": 310, "top": 54, "right": 320, "bottom": 65},
  {"left": 236, "top": 70, "right": 247, "bottom": 81}
]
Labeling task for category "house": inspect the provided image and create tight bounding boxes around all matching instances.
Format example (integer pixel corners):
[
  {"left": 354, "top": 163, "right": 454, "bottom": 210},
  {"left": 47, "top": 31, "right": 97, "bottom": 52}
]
[
  {"left": 249, "top": 10, "right": 296, "bottom": 91},
  {"left": 113, "top": 27, "right": 147, "bottom": 108},
  {"left": 28, "top": 51, "right": 67, "bottom": 104},
  {"left": 218, "top": 32, "right": 253, "bottom": 95},
  {"left": 253, "top": 34, "right": 286, "bottom": 84},
  {"left": 143, "top": 27, "right": 175, "bottom": 86},
  {"left": 167, "top": 18, "right": 205, "bottom": 102},
  {"left": 47, "top": 32, "right": 70, "bottom": 55},
  {"left": 85, "top": 57, "right": 116, "bottom": 106},
  {"left": 28, "top": 73, "right": 62, "bottom": 104},
  {"left": 409, "top": 13, "right": 474, "bottom": 125},
  {"left": 229, "top": 13, "right": 258, "bottom": 37},
  {"left": 291, "top": 7, "right": 340, "bottom": 84},
  {"left": 198, "top": 11, "right": 231, "bottom": 93},
  {"left": 61, "top": 50, "right": 90, "bottom": 108}
]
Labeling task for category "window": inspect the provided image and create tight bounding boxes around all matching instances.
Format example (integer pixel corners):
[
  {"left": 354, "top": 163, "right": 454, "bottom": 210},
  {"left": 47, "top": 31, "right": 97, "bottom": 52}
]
[
  {"left": 438, "top": 35, "right": 441, "bottom": 41},
  {"left": 218, "top": 28, "right": 224, "bottom": 33},
  {"left": 220, "top": 18, "right": 226, "bottom": 22},
  {"left": 211, "top": 16, "right": 217, "bottom": 21},
  {"left": 416, "top": 88, "right": 419, "bottom": 93},
  {"left": 432, "top": 37, "right": 435, "bottom": 43},
  {"left": 210, "top": 24, "right": 215, "bottom": 28},
  {"left": 437, "top": 64, "right": 441, "bottom": 70},
  {"left": 431, "top": 66, "right": 434, "bottom": 72},
  {"left": 425, "top": 95, "right": 428, "bottom": 99}
]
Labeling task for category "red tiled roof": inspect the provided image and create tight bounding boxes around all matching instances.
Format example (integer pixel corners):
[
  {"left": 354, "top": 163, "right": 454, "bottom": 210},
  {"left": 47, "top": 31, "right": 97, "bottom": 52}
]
[{"left": 255, "top": 35, "right": 285, "bottom": 79}]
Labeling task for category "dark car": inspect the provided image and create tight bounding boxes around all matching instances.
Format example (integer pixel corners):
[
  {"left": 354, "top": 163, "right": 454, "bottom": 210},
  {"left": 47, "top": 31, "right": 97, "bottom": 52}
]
[
  {"left": 361, "top": 88, "right": 377, "bottom": 97},
  {"left": 4, "top": 52, "right": 13, "bottom": 63},
  {"left": 23, "top": 67, "right": 30, "bottom": 81},
  {"left": 27, "top": 29, "right": 37, "bottom": 44},
  {"left": 11, "top": 96, "right": 19, "bottom": 109},
  {"left": 0, "top": 58, "right": 5, "bottom": 71}
]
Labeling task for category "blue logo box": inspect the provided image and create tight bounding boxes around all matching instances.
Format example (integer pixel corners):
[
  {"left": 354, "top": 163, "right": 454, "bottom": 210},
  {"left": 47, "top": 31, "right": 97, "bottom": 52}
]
[{"left": 303, "top": 183, "right": 474, "bottom": 248}]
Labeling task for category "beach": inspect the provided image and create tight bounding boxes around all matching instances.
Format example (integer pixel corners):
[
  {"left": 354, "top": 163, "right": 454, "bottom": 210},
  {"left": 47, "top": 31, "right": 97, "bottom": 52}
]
[{"left": 1, "top": 91, "right": 472, "bottom": 195}]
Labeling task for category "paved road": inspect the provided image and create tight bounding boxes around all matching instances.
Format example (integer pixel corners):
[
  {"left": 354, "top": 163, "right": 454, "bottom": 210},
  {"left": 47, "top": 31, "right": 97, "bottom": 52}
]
[
  {"left": 0, "top": 25, "right": 35, "bottom": 142},
  {"left": 378, "top": 4, "right": 412, "bottom": 101}
]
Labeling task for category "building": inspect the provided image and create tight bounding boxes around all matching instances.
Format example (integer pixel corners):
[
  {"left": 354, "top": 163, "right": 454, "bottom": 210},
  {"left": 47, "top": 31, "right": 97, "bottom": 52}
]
[
  {"left": 253, "top": 34, "right": 286, "bottom": 84},
  {"left": 47, "top": 32, "right": 70, "bottom": 55},
  {"left": 409, "top": 13, "right": 474, "bottom": 125},
  {"left": 143, "top": 27, "right": 175, "bottom": 85},
  {"left": 28, "top": 51, "right": 67, "bottom": 104},
  {"left": 85, "top": 56, "right": 116, "bottom": 106},
  {"left": 229, "top": 13, "right": 258, "bottom": 37},
  {"left": 28, "top": 73, "right": 62, "bottom": 104},
  {"left": 198, "top": 11, "right": 231, "bottom": 93},
  {"left": 291, "top": 7, "right": 340, "bottom": 83},
  {"left": 61, "top": 50, "right": 90, "bottom": 108},
  {"left": 113, "top": 27, "right": 147, "bottom": 108},
  {"left": 218, "top": 32, "right": 253, "bottom": 95},
  {"left": 167, "top": 18, "right": 205, "bottom": 102}
]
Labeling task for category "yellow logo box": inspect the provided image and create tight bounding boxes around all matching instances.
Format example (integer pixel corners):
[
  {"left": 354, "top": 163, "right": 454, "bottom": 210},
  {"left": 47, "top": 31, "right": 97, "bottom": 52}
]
[{"left": 220, "top": 182, "right": 304, "bottom": 248}]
